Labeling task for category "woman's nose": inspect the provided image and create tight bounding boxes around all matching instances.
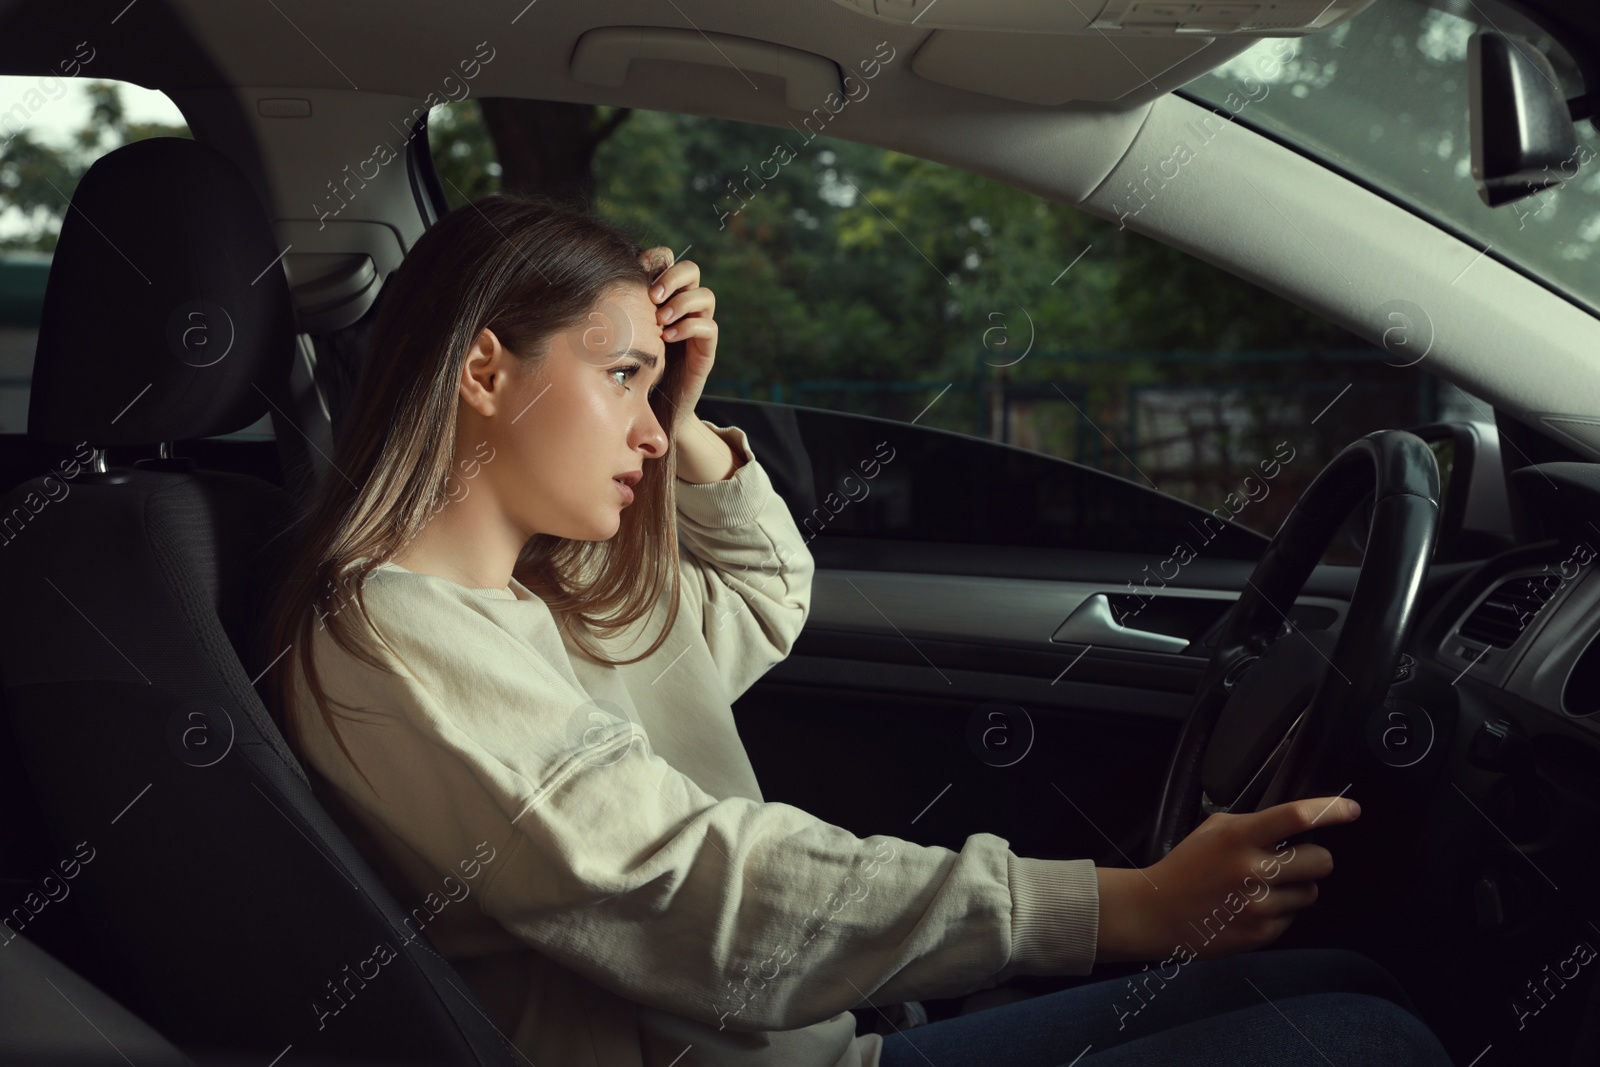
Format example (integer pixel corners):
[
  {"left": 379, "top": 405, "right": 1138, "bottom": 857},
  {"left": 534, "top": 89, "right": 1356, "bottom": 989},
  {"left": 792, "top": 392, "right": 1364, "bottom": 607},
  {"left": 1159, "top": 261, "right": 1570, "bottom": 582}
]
[{"left": 634, "top": 408, "right": 669, "bottom": 457}]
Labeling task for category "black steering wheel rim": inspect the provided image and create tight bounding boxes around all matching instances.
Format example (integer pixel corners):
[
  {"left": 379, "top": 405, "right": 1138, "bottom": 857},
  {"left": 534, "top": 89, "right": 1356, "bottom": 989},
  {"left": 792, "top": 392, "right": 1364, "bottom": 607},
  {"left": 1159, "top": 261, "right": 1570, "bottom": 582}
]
[{"left": 1145, "top": 429, "right": 1442, "bottom": 868}]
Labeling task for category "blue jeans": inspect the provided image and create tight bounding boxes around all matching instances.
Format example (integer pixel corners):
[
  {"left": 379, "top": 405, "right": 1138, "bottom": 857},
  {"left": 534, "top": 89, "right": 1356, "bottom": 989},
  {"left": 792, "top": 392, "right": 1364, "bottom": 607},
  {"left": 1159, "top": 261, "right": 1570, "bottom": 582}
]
[{"left": 878, "top": 948, "right": 1453, "bottom": 1067}]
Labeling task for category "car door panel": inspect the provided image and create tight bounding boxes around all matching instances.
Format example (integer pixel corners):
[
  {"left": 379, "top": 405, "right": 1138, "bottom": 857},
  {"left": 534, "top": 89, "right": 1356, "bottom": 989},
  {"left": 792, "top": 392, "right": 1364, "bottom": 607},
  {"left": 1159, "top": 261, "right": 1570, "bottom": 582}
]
[{"left": 702, "top": 398, "right": 1475, "bottom": 866}]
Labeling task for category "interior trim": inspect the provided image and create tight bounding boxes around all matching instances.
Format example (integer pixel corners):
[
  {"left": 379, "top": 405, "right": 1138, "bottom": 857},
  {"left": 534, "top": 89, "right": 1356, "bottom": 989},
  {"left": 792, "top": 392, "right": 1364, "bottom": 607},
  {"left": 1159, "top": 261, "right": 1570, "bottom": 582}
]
[{"left": 810, "top": 567, "right": 1349, "bottom": 649}]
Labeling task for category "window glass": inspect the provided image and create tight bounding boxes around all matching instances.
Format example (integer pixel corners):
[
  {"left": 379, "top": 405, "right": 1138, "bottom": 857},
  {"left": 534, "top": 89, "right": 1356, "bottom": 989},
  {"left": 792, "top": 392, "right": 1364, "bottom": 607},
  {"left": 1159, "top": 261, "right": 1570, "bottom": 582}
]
[
  {"left": 427, "top": 98, "right": 1494, "bottom": 552},
  {"left": 426, "top": 99, "right": 497, "bottom": 211},
  {"left": 1185, "top": 0, "right": 1599, "bottom": 315},
  {"left": 0, "top": 77, "right": 190, "bottom": 435}
]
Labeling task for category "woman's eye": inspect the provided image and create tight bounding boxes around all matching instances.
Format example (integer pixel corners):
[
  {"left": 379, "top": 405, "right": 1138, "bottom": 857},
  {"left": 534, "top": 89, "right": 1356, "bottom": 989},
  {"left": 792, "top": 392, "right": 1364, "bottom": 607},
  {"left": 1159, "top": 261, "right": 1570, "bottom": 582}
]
[{"left": 611, "top": 362, "right": 664, "bottom": 401}]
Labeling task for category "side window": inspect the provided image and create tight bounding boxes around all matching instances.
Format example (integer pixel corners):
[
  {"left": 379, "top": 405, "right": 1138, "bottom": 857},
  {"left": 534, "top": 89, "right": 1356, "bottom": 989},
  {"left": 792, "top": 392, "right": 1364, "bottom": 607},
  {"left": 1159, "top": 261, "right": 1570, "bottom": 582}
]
[
  {"left": 427, "top": 100, "right": 1490, "bottom": 558},
  {"left": 1, "top": 78, "right": 190, "bottom": 436},
  {"left": 424, "top": 100, "right": 497, "bottom": 211}
]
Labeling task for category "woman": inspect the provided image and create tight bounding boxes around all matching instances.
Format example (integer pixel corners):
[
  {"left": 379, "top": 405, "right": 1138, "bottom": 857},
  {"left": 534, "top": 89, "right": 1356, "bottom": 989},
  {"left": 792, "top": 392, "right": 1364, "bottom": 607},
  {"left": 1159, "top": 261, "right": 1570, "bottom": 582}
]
[{"left": 255, "top": 192, "right": 1453, "bottom": 1067}]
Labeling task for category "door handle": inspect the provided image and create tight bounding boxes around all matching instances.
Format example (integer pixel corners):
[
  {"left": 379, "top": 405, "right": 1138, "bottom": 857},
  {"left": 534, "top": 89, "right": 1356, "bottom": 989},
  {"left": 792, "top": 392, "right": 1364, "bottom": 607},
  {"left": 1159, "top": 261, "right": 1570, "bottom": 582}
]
[{"left": 1052, "top": 593, "right": 1190, "bottom": 653}]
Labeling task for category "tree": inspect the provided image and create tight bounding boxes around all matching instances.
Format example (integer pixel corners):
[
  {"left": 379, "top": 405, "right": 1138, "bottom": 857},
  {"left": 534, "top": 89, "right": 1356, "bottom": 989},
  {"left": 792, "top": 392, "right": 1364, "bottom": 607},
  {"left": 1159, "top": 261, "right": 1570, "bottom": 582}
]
[
  {"left": 422, "top": 98, "right": 498, "bottom": 210},
  {"left": 479, "top": 99, "right": 632, "bottom": 208},
  {"left": 0, "top": 81, "right": 189, "bottom": 252}
]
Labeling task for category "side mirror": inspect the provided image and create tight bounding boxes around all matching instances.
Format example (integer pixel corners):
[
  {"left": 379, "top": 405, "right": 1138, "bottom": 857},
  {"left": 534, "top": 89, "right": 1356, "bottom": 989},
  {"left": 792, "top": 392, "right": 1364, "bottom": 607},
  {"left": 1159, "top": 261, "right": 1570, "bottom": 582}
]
[{"left": 1468, "top": 31, "right": 1585, "bottom": 208}]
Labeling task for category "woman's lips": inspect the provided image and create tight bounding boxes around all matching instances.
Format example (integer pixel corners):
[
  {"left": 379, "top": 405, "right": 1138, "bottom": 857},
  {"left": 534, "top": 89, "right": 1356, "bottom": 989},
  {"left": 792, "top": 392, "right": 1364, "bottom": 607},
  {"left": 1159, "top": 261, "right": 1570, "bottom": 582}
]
[{"left": 613, "top": 477, "right": 634, "bottom": 505}]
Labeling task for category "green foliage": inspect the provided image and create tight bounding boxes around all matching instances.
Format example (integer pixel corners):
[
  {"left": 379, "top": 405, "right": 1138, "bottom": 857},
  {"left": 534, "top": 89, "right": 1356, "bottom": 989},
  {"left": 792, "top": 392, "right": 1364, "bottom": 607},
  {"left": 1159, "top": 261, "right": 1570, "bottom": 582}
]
[
  {"left": 425, "top": 99, "right": 498, "bottom": 210},
  {"left": 581, "top": 107, "right": 1368, "bottom": 442},
  {"left": 0, "top": 81, "right": 190, "bottom": 252}
]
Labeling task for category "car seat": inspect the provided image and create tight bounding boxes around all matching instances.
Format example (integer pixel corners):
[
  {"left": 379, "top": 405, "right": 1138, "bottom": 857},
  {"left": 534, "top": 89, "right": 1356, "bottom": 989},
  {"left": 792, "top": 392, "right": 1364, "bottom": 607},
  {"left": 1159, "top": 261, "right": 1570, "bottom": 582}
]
[{"left": 0, "top": 135, "right": 519, "bottom": 1066}]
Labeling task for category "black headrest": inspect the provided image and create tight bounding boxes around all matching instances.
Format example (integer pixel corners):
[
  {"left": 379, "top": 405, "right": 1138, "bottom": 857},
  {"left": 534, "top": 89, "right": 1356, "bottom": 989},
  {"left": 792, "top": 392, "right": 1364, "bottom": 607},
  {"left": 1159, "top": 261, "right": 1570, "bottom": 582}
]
[{"left": 28, "top": 136, "right": 295, "bottom": 447}]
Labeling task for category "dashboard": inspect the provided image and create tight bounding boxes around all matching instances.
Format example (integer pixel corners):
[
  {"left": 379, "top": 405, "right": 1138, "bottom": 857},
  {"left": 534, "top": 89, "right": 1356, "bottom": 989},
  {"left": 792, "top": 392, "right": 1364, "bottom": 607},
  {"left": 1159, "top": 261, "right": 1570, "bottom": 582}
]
[
  {"left": 1344, "top": 428, "right": 1600, "bottom": 1067},
  {"left": 1423, "top": 459, "right": 1600, "bottom": 737}
]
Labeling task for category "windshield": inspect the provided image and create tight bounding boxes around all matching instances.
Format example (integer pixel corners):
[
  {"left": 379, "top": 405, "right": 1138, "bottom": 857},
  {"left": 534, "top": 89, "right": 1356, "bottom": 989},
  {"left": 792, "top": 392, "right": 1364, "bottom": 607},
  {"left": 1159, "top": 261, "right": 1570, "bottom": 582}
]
[{"left": 1182, "top": 0, "right": 1599, "bottom": 315}]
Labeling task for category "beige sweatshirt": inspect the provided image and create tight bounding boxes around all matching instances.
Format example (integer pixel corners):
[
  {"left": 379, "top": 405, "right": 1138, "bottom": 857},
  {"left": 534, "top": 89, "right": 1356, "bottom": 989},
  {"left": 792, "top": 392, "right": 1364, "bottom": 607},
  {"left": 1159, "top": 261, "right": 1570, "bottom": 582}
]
[{"left": 287, "top": 420, "right": 1100, "bottom": 1067}]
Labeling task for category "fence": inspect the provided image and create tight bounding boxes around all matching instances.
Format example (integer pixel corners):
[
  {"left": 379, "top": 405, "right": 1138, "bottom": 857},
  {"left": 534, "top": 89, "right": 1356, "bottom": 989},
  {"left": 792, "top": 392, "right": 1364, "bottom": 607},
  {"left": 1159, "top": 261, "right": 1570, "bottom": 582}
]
[{"left": 706, "top": 346, "right": 1457, "bottom": 478}]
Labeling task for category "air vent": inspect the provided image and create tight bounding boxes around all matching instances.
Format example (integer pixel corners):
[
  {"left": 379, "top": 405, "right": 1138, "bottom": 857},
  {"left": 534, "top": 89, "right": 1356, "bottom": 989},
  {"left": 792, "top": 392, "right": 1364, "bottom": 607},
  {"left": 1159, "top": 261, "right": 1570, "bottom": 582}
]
[{"left": 1458, "top": 575, "right": 1562, "bottom": 649}]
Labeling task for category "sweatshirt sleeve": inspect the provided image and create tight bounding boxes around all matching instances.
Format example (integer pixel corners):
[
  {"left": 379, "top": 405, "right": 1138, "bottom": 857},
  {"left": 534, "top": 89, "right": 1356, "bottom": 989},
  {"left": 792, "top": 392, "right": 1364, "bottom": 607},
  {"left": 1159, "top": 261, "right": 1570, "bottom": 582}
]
[
  {"left": 294, "top": 583, "right": 1100, "bottom": 1037},
  {"left": 672, "top": 420, "right": 814, "bottom": 705}
]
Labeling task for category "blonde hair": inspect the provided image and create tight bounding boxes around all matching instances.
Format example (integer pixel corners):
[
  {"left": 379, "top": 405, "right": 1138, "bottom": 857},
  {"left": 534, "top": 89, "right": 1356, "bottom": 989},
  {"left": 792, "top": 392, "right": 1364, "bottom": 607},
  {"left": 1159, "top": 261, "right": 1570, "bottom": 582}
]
[{"left": 252, "top": 192, "right": 689, "bottom": 793}]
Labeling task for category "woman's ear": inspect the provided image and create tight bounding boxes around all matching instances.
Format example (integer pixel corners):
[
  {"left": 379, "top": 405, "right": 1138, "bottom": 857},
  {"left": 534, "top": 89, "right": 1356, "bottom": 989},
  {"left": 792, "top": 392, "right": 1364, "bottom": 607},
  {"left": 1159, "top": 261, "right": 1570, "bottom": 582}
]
[{"left": 460, "top": 327, "right": 508, "bottom": 414}]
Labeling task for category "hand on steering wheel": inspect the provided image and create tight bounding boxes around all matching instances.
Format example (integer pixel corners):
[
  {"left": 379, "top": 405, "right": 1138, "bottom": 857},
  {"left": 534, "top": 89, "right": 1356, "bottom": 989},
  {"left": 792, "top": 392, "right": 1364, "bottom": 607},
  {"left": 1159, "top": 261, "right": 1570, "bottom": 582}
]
[{"left": 1099, "top": 795, "right": 1362, "bottom": 964}]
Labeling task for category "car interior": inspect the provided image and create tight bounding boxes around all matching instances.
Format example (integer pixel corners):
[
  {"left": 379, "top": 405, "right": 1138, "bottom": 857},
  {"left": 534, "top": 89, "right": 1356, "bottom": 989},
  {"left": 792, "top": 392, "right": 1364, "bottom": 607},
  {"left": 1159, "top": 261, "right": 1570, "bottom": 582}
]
[{"left": 2, "top": 0, "right": 1600, "bottom": 1065}]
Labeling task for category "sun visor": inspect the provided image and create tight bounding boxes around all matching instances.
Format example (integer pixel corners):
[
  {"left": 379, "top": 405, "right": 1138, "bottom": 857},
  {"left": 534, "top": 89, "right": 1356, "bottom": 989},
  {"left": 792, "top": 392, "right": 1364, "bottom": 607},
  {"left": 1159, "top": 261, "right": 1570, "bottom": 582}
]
[{"left": 831, "top": 0, "right": 1379, "bottom": 107}]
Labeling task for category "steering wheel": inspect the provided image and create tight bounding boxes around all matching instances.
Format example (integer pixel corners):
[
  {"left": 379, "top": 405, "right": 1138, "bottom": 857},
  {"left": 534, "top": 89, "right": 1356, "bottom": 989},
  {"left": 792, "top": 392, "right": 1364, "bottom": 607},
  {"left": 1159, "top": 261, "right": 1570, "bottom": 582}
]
[{"left": 1144, "top": 429, "right": 1441, "bottom": 868}]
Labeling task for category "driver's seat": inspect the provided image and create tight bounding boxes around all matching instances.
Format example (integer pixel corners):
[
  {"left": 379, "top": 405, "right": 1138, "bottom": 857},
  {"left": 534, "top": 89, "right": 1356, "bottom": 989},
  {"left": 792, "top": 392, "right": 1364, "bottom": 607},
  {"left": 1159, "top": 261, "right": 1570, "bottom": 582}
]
[{"left": 0, "top": 136, "right": 519, "bottom": 1065}]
